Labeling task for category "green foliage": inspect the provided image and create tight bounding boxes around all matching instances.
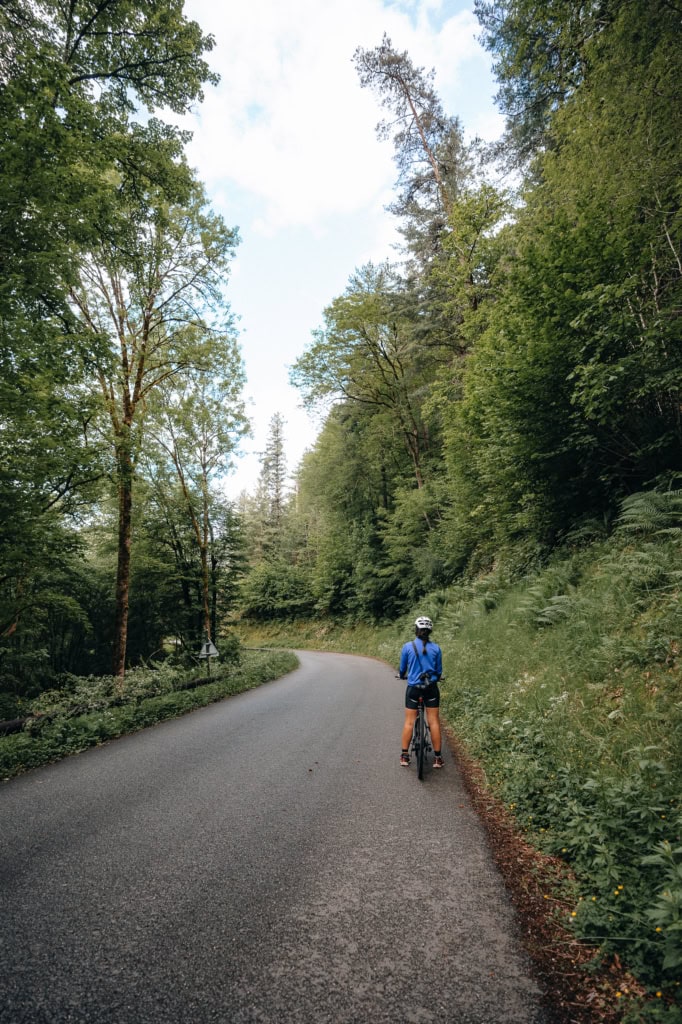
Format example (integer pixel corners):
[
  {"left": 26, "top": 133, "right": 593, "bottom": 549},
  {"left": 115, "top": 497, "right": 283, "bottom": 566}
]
[
  {"left": 0, "top": 0, "right": 214, "bottom": 323},
  {"left": 431, "top": 1, "right": 682, "bottom": 560},
  {"left": 119, "top": 479, "right": 247, "bottom": 661},
  {"left": 285, "top": 403, "right": 411, "bottom": 618},
  {"left": 0, "top": 650, "right": 298, "bottom": 780},
  {"left": 284, "top": 0, "right": 682, "bottom": 609},
  {"left": 378, "top": 482, "right": 450, "bottom": 601},
  {"left": 291, "top": 262, "right": 443, "bottom": 489},
  {"left": 0, "top": 534, "right": 116, "bottom": 700},
  {"left": 0, "top": 0, "right": 243, "bottom": 685},
  {"left": 436, "top": 533, "right": 682, "bottom": 1004},
  {"left": 473, "top": 0, "right": 617, "bottom": 162},
  {"left": 258, "top": 412, "right": 289, "bottom": 550},
  {"left": 617, "top": 491, "right": 682, "bottom": 538},
  {"left": 239, "top": 559, "right": 316, "bottom": 620},
  {"left": 240, "top": 412, "right": 293, "bottom": 563},
  {"left": 642, "top": 842, "right": 682, "bottom": 974}
]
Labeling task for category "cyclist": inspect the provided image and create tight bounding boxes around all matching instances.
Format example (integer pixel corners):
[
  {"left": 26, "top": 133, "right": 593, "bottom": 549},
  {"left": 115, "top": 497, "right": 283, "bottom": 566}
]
[{"left": 398, "top": 615, "right": 444, "bottom": 769}]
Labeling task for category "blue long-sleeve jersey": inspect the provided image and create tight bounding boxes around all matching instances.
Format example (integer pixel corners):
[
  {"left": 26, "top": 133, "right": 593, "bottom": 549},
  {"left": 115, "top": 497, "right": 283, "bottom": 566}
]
[{"left": 399, "top": 638, "right": 442, "bottom": 685}]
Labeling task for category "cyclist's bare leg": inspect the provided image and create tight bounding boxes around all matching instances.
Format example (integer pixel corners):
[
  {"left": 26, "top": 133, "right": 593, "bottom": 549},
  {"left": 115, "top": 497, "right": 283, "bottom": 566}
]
[
  {"left": 426, "top": 707, "right": 442, "bottom": 753},
  {"left": 402, "top": 709, "right": 418, "bottom": 749}
]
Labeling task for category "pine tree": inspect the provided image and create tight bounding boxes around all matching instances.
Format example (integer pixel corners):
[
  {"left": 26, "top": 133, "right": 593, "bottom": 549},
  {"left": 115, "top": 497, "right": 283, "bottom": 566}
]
[{"left": 259, "top": 413, "right": 289, "bottom": 553}]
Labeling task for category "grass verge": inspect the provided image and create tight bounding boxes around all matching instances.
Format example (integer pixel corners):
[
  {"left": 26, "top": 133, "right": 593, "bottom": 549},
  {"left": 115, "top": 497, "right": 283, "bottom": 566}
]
[{"left": 0, "top": 650, "right": 298, "bottom": 781}]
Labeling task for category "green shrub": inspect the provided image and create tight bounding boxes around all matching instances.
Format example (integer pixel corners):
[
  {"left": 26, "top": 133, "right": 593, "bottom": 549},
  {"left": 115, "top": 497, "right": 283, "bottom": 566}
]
[
  {"left": 0, "top": 651, "right": 298, "bottom": 780},
  {"left": 240, "top": 559, "right": 316, "bottom": 619}
]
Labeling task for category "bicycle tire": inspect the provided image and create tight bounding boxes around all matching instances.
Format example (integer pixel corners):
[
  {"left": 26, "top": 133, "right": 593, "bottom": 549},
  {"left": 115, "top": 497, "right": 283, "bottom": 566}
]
[
  {"left": 410, "top": 716, "right": 420, "bottom": 774},
  {"left": 415, "top": 711, "right": 426, "bottom": 780}
]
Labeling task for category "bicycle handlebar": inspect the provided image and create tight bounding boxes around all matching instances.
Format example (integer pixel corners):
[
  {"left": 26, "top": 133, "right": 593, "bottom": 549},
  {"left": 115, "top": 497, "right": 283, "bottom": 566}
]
[{"left": 394, "top": 674, "right": 445, "bottom": 685}]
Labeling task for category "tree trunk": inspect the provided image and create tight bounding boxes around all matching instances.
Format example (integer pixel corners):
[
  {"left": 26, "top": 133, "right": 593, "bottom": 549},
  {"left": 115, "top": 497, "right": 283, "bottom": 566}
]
[
  {"left": 209, "top": 519, "right": 218, "bottom": 642},
  {"left": 112, "top": 442, "right": 133, "bottom": 680},
  {"left": 200, "top": 544, "right": 211, "bottom": 641}
]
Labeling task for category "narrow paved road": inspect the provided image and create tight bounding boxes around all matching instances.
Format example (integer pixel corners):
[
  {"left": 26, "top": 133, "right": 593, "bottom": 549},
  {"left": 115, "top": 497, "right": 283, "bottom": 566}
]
[{"left": 0, "top": 652, "right": 546, "bottom": 1024}]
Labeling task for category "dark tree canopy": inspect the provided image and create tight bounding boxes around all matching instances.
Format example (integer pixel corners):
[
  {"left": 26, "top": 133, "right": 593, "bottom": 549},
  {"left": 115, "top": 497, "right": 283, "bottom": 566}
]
[{"left": 473, "top": 0, "right": 613, "bottom": 161}]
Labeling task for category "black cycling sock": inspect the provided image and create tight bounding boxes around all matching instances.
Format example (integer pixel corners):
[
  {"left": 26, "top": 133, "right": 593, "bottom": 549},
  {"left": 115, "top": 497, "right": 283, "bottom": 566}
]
[
  {"left": 401, "top": 748, "right": 409, "bottom": 754},
  {"left": 434, "top": 749, "right": 441, "bottom": 756}
]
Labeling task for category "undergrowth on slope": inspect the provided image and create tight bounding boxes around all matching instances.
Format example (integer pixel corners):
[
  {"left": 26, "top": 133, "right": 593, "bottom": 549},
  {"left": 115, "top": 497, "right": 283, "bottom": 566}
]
[{"left": 433, "top": 537, "right": 681, "bottom": 1019}]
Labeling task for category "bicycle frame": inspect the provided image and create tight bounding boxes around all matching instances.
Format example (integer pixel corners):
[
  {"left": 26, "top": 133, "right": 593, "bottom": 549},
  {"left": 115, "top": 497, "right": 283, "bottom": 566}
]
[{"left": 410, "top": 691, "right": 432, "bottom": 780}]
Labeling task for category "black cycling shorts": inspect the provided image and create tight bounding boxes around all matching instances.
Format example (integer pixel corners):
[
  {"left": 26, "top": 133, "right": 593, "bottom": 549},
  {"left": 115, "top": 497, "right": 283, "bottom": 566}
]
[{"left": 405, "top": 681, "right": 440, "bottom": 709}]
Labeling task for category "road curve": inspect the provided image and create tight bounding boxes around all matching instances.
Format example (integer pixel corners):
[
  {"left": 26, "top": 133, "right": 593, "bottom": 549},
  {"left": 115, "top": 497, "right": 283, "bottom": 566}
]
[{"left": 0, "top": 651, "right": 547, "bottom": 1023}]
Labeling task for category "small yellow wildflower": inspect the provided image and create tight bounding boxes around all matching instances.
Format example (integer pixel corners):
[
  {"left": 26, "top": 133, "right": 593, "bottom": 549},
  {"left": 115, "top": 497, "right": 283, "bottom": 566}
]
[{"left": 655, "top": 927, "right": 663, "bottom": 933}]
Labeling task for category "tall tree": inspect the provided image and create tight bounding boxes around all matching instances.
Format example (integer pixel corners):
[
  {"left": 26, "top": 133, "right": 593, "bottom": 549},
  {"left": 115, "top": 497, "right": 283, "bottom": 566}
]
[
  {"left": 68, "top": 188, "right": 240, "bottom": 677},
  {"left": 145, "top": 361, "right": 248, "bottom": 645},
  {"left": 447, "top": 0, "right": 682, "bottom": 550},
  {"left": 294, "top": 403, "right": 411, "bottom": 617},
  {"left": 259, "top": 413, "right": 289, "bottom": 547},
  {"left": 473, "top": 0, "right": 617, "bottom": 163},
  {"left": 0, "top": 0, "right": 219, "bottom": 686},
  {"left": 353, "top": 34, "right": 467, "bottom": 223},
  {"left": 291, "top": 263, "right": 439, "bottom": 489},
  {"left": 131, "top": 468, "right": 246, "bottom": 658},
  {"left": 239, "top": 414, "right": 290, "bottom": 563}
]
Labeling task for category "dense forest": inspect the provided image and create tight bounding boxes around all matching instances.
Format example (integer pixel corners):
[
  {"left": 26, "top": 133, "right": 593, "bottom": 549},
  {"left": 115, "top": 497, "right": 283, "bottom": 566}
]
[
  {"left": 241, "top": 3, "right": 682, "bottom": 624},
  {"left": 2, "top": 2, "right": 681, "bottom": 1014},
  {"left": 2, "top": 0, "right": 680, "bottom": 694},
  {"left": 1, "top": 0, "right": 248, "bottom": 702}
]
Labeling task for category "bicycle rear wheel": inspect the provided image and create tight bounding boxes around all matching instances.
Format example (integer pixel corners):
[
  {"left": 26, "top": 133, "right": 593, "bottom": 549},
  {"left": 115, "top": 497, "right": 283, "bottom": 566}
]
[{"left": 413, "top": 712, "right": 426, "bottom": 780}]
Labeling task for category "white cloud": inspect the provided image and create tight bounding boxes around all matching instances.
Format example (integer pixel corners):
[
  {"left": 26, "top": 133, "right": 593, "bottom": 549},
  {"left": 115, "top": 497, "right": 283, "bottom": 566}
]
[
  {"left": 181, "top": 0, "right": 499, "bottom": 232},
  {"left": 181, "top": 0, "right": 387, "bottom": 230}
]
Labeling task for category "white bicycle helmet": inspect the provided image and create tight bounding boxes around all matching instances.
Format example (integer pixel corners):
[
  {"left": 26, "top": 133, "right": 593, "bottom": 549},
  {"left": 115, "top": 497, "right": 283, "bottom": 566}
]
[{"left": 414, "top": 615, "right": 433, "bottom": 631}]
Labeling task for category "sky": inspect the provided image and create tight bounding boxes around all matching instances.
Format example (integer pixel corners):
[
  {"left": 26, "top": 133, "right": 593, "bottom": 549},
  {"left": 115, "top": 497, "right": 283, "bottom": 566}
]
[{"left": 176, "top": 0, "right": 504, "bottom": 497}]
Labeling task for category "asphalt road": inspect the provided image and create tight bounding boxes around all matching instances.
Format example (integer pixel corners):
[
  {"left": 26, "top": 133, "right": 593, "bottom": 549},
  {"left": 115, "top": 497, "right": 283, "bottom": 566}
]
[{"left": 0, "top": 651, "right": 547, "bottom": 1024}]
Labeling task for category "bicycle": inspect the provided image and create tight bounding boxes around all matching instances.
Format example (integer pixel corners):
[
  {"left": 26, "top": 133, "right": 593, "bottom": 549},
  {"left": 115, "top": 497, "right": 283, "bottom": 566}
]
[{"left": 410, "top": 674, "right": 433, "bottom": 780}]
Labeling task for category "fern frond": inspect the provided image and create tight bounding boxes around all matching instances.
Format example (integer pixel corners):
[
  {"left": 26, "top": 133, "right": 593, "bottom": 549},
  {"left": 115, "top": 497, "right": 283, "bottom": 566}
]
[
  {"left": 564, "top": 517, "right": 610, "bottom": 544},
  {"left": 536, "top": 594, "right": 574, "bottom": 627},
  {"left": 617, "top": 490, "right": 682, "bottom": 535}
]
